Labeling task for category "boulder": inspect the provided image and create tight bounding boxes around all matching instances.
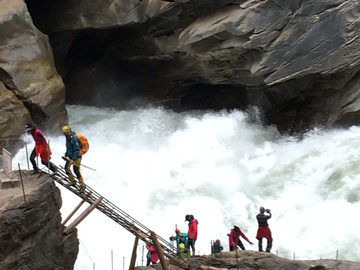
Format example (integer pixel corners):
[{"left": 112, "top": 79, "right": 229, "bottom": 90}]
[
  {"left": 137, "top": 251, "right": 360, "bottom": 270},
  {"left": 0, "top": 171, "right": 78, "bottom": 270}
]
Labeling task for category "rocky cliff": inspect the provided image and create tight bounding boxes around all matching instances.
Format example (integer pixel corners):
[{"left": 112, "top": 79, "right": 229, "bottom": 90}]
[
  {"left": 0, "top": 171, "right": 78, "bottom": 270},
  {"left": 190, "top": 251, "right": 360, "bottom": 270},
  {"left": 0, "top": 0, "right": 67, "bottom": 155},
  {"left": 137, "top": 251, "right": 360, "bottom": 270},
  {"left": 1, "top": 0, "right": 360, "bottom": 149}
]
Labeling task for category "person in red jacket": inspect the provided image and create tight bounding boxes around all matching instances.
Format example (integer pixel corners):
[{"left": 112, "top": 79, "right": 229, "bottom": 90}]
[
  {"left": 185, "top": 214, "right": 199, "bottom": 256},
  {"left": 146, "top": 244, "right": 158, "bottom": 265},
  {"left": 228, "top": 225, "right": 253, "bottom": 251},
  {"left": 25, "top": 123, "right": 56, "bottom": 174}
]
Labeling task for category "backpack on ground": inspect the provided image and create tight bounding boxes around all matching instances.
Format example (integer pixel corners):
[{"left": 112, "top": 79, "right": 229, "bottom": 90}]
[{"left": 75, "top": 134, "right": 90, "bottom": 156}]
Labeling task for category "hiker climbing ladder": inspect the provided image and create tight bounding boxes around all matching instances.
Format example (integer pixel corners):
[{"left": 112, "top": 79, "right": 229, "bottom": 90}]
[{"left": 50, "top": 167, "right": 186, "bottom": 266}]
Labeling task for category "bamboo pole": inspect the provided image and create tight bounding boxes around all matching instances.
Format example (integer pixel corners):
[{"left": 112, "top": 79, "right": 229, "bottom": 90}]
[
  {"left": 63, "top": 196, "right": 103, "bottom": 234},
  {"left": 62, "top": 199, "right": 86, "bottom": 225},
  {"left": 234, "top": 230, "right": 239, "bottom": 270},
  {"left": 128, "top": 236, "right": 139, "bottom": 270},
  {"left": 18, "top": 164, "right": 26, "bottom": 202},
  {"left": 200, "top": 265, "right": 228, "bottom": 270},
  {"left": 150, "top": 231, "right": 169, "bottom": 270}
]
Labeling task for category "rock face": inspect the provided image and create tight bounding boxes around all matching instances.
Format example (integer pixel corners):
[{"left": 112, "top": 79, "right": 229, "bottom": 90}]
[
  {"left": 0, "top": 0, "right": 67, "bottom": 155},
  {"left": 2, "top": 0, "right": 360, "bottom": 149},
  {"left": 0, "top": 171, "right": 78, "bottom": 270},
  {"left": 24, "top": 0, "right": 360, "bottom": 133}
]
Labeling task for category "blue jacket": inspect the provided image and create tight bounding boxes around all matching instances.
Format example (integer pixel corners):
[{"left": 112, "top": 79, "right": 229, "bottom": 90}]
[
  {"left": 175, "top": 232, "right": 188, "bottom": 247},
  {"left": 64, "top": 131, "right": 81, "bottom": 161}
]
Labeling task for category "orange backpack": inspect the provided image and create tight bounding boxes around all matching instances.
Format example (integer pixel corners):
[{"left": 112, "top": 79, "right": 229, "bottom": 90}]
[{"left": 76, "top": 134, "right": 90, "bottom": 156}]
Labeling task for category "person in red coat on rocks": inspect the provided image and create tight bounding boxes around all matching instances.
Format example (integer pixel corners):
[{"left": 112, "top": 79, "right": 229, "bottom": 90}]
[
  {"left": 228, "top": 225, "right": 254, "bottom": 251},
  {"left": 25, "top": 123, "right": 56, "bottom": 174},
  {"left": 146, "top": 244, "right": 158, "bottom": 265},
  {"left": 256, "top": 206, "right": 273, "bottom": 252},
  {"left": 185, "top": 214, "right": 199, "bottom": 256}
]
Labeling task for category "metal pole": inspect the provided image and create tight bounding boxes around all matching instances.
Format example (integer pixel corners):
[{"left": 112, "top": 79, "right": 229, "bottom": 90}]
[
  {"left": 46, "top": 140, "right": 51, "bottom": 173},
  {"left": 25, "top": 142, "right": 29, "bottom": 171},
  {"left": 82, "top": 163, "right": 96, "bottom": 171},
  {"left": 111, "top": 250, "right": 113, "bottom": 270},
  {"left": 123, "top": 256, "right": 125, "bottom": 270},
  {"left": 141, "top": 244, "right": 144, "bottom": 266}
]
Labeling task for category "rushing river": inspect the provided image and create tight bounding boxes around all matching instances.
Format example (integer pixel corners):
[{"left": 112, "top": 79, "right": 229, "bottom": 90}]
[{"left": 14, "top": 105, "right": 360, "bottom": 270}]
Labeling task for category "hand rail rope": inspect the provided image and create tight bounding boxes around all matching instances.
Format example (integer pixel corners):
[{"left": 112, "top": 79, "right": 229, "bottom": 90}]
[{"left": 49, "top": 166, "right": 186, "bottom": 264}]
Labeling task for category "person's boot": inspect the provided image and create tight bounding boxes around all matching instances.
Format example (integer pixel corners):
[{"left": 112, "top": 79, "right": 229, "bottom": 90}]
[
  {"left": 265, "top": 240, "right": 272, "bottom": 252},
  {"left": 258, "top": 239, "right": 263, "bottom": 252},
  {"left": 49, "top": 162, "right": 57, "bottom": 173},
  {"left": 68, "top": 176, "right": 77, "bottom": 187},
  {"left": 79, "top": 177, "right": 85, "bottom": 193},
  {"left": 30, "top": 168, "right": 40, "bottom": 175},
  {"left": 69, "top": 181, "right": 77, "bottom": 187},
  {"left": 65, "top": 169, "right": 77, "bottom": 186},
  {"left": 79, "top": 183, "right": 86, "bottom": 193}
]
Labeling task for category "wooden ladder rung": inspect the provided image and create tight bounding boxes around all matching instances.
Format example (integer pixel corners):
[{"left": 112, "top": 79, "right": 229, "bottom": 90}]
[{"left": 137, "top": 231, "right": 149, "bottom": 239}]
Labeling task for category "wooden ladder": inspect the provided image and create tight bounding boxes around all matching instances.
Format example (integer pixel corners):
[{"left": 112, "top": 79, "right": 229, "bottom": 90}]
[{"left": 50, "top": 167, "right": 187, "bottom": 266}]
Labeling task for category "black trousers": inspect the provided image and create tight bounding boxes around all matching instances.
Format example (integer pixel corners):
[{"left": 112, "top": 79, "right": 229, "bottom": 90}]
[
  {"left": 30, "top": 148, "right": 56, "bottom": 172},
  {"left": 230, "top": 240, "right": 245, "bottom": 251}
]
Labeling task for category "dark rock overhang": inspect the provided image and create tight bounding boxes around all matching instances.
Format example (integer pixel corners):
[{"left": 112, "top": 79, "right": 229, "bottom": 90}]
[{"left": 18, "top": 0, "right": 360, "bottom": 134}]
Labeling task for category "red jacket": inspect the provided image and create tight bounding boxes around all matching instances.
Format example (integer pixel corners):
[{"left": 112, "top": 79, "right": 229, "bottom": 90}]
[
  {"left": 146, "top": 245, "right": 158, "bottom": 263},
  {"left": 31, "top": 128, "right": 52, "bottom": 163},
  {"left": 188, "top": 219, "right": 198, "bottom": 239},
  {"left": 229, "top": 228, "right": 251, "bottom": 246}
]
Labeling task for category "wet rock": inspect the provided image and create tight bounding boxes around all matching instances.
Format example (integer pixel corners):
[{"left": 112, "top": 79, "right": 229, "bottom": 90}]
[{"left": 0, "top": 171, "right": 78, "bottom": 270}]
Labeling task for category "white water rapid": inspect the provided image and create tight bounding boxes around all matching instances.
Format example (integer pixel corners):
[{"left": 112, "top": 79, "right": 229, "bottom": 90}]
[{"left": 14, "top": 105, "right": 360, "bottom": 270}]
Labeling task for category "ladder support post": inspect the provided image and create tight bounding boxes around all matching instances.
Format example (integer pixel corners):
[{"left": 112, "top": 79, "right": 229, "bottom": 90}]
[
  {"left": 128, "top": 236, "right": 139, "bottom": 270},
  {"left": 63, "top": 196, "right": 103, "bottom": 234},
  {"left": 150, "top": 231, "right": 170, "bottom": 270},
  {"left": 62, "top": 199, "right": 86, "bottom": 225}
]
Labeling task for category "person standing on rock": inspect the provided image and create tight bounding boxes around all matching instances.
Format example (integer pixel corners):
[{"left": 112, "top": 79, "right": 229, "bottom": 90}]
[
  {"left": 228, "top": 225, "right": 254, "bottom": 251},
  {"left": 256, "top": 206, "right": 273, "bottom": 252},
  {"left": 25, "top": 122, "right": 56, "bottom": 174},
  {"left": 185, "top": 214, "right": 198, "bottom": 256},
  {"left": 62, "top": 126, "right": 85, "bottom": 192}
]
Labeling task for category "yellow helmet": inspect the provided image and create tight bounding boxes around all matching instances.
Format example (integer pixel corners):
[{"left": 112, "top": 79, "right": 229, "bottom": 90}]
[
  {"left": 62, "top": 126, "right": 71, "bottom": 133},
  {"left": 179, "top": 243, "right": 185, "bottom": 249}
]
